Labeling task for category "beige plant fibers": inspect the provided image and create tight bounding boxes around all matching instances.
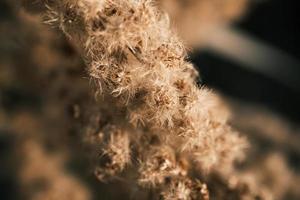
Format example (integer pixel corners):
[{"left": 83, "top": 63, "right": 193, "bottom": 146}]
[
  {"left": 21, "top": 0, "right": 249, "bottom": 47},
  {"left": 42, "top": 0, "right": 248, "bottom": 198},
  {"left": 1, "top": 0, "right": 299, "bottom": 199}
]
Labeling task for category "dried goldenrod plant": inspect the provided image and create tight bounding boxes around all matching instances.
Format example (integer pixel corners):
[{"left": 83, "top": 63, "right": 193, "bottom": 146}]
[
  {"left": 42, "top": 0, "right": 248, "bottom": 198},
  {"left": 3, "top": 0, "right": 299, "bottom": 199}
]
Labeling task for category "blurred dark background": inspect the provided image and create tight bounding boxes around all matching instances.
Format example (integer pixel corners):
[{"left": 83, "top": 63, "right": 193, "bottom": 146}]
[{"left": 192, "top": 0, "right": 300, "bottom": 123}]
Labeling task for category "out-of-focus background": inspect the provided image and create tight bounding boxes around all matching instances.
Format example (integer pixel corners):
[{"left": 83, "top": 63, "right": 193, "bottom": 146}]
[
  {"left": 192, "top": 0, "right": 300, "bottom": 123},
  {"left": 0, "top": 0, "right": 299, "bottom": 199}
]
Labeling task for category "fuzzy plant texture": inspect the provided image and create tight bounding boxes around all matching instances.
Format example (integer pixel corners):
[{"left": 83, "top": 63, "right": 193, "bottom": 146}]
[
  {"left": 42, "top": 0, "right": 250, "bottom": 199},
  {"left": 1, "top": 0, "right": 299, "bottom": 199}
]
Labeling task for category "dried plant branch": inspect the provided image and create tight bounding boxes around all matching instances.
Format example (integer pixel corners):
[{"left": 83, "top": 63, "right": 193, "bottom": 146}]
[
  {"left": 41, "top": 0, "right": 249, "bottom": 198},
  {"left": 2, "top": 1, "right": 299, "bottom": 199}
]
